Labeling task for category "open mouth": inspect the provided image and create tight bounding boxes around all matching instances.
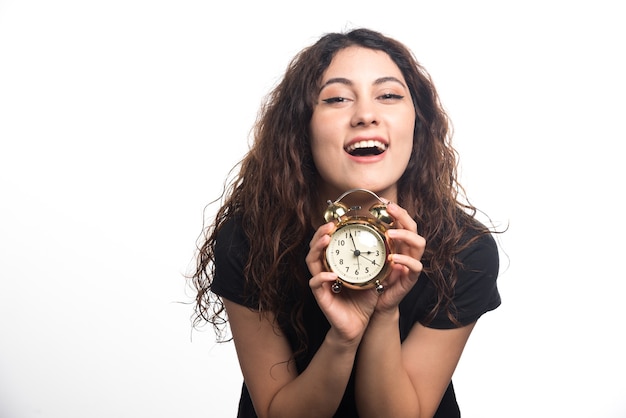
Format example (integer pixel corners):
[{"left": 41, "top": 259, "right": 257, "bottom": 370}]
[{"left": 345, "top": 140, "right": 388, "bottom": 157}]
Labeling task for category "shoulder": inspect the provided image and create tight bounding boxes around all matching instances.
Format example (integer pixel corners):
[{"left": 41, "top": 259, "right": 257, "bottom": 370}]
[
  {"left": 457, "top": 222, "right": 499, "bottom": 275},
  {"left": 215, "top": 215, "right": 248, "bottom": 253},
  {"left": 403, "top": 219, "right": 502, "bottom": 331},
  {"left": 212, "top": 215, "right": 256, "bottom": 307},
  {"left": 446, "top": 222, "right": 501, "bottom": 326}
]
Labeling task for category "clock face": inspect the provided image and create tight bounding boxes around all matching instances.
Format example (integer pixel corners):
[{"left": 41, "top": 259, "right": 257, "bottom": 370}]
[{"left": 325, "top": 222, "right": 388, "bottom": 285}]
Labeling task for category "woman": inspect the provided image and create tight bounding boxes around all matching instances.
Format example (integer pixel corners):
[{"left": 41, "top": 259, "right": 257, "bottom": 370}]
[{"left": 191, "top": 28, "right": 501, "bottom": 417}]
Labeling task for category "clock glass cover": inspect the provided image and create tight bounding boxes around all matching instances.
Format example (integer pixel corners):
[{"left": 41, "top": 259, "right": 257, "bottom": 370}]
[{"left": 325, "top": 222, "right": 388, "bottom": 284}]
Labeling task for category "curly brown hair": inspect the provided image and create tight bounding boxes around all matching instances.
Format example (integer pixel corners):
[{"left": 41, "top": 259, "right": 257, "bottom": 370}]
[{"left": 191, "top": 28, "right": 490, "bottom": 342}]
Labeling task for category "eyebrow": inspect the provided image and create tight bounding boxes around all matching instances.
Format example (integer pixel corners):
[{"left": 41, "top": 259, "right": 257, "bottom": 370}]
[{"left": 319, "top": 76, "right": 407, "bottom": 92}]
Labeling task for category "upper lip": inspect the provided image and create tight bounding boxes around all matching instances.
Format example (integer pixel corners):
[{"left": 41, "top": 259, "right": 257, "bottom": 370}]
[{"left": 344, "top": 137, "right": 389, "bottom": 154}]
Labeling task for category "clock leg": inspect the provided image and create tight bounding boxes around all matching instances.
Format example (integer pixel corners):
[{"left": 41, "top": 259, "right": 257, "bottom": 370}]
[
  {"left": 331, "top": 280, "right": 343, "bottom": 294},
  {"left": 375, "top": 280, "right": 384, "bottom": 295}
]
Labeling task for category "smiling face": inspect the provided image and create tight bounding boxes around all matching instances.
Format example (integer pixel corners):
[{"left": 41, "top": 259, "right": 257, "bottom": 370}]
[{"left": 310, "top": 46, "right": 416, "bottom": 203}]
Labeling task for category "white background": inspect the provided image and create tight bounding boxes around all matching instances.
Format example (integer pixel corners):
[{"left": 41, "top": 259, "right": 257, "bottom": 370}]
[{"left": 1, "top": 1, "right": 625, "bottom": 417}]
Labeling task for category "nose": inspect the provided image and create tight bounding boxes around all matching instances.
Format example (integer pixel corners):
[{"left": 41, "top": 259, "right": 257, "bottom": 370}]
[{"left": 350, "top": 100, "right": 378, "bottom": 127}]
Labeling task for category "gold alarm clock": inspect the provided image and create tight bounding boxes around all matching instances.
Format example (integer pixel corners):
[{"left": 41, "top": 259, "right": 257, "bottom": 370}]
[{"left": 323, "top": 188, "right": 395, "bottom": 294}]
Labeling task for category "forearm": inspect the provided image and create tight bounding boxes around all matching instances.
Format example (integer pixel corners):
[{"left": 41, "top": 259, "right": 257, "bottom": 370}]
[
  {"left": 355, "top": 308, "right": 420, "bottom": 418},
  {"left": 267, "top": 328, "right": 360, "bottom": 418}
]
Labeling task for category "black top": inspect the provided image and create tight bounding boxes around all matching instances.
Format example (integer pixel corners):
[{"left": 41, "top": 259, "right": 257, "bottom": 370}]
[{"left": 212, "top": 216, "right": 501, "bottom": 417}]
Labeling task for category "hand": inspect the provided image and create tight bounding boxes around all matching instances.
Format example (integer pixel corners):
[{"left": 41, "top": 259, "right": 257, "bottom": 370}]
[
  {"left": 375, "top": 202, "right": 426, "bottom": 313},
  {"left": 306, "top": 222, "right": 378, "bottom": 342}
]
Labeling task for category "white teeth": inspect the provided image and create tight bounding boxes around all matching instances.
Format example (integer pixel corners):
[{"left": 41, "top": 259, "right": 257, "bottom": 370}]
[{"left": 345, "top": 140, "right": 388, "bottom": 153}]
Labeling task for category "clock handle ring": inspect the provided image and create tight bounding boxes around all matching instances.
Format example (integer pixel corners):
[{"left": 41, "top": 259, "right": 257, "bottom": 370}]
[
  {"left": 325, "top": 188, "right": 394, "bottom": 227},
  {"left": 331, "top": 188, "right": 386, "bottom": 206}
]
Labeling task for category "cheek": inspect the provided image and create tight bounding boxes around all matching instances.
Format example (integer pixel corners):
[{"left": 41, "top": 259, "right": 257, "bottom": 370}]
[
  {"left": 310, "top": 114, "right": 338, "bottom": 163},
  {"left": 392, "top": 113, "right": 415, "bottom": 144},
  {"left": 309, "top": 135, "right": 330, "bottom": 180},
  {"left": 397, "top": 109, "right": 416, "bottom": 135},
  {"left": 393, "top": 115, "right": 416, "bottom": 170},
  {"left": 310, "top": 144, "right": 325, "bottom": 174},
  {"left": 309, "top": 129, "right": 326, "bottom": 166}
]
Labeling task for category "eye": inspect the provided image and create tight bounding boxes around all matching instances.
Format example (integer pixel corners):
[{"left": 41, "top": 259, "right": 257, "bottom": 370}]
[
  {"left": 322, "top": 97, "right": 349, "bottom": 104},
  {"left": 379, "top": 93, "right": 404, "bottom": 101}
]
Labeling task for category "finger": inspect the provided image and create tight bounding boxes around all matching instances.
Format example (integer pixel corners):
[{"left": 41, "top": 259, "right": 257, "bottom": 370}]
[
  {"left": 305, "top": 236, "right": 330, "bottom": 275},
  {"left": 389, "top": 253, "right": 424, "bottom": 275},
  {"left": 384, "top": 202, "right": 417, "bottom": 232},
  {"left": 309, "top": 271, "right": 339, "bottom": 288},
  {"left": 309, "top": 272, "right": 341, "bottom": 300},
  {"left": 386, "top": 228, "right": 426, "bottom": 258},
  {"left": 309, "top": 222, "right": 336, "bottom": 248},
  {"left": 306, "top": 222, "right": 335, "bottom": 275}
]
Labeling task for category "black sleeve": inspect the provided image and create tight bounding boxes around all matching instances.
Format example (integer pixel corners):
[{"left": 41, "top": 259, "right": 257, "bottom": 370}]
[
  {"left": 211, "top": 217, "right": 258, "bottom": 309},
  {"left": 427, "top": 231, "right": 501, "bottom": 329}
]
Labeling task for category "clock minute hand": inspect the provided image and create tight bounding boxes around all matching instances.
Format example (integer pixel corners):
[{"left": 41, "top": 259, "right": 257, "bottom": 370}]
[
  {"left": 359, "top": 251, "right": 381, "bottom": 266},
  {"left": 348, "top": 232, "right": 361, "bottom": 270}
]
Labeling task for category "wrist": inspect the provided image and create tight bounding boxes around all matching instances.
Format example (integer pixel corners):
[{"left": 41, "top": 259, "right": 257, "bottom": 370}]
[
  {"left": 370, "top": 306, "right": 400, "bottom": 324},
  {"left": 325, "top": 327, "right": 363, "bottom": 352}
]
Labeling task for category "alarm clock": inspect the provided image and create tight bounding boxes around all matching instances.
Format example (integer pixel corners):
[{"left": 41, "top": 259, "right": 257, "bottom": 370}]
[{"left": 322, "top": 188, "right": 395, "bottom": 294}]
